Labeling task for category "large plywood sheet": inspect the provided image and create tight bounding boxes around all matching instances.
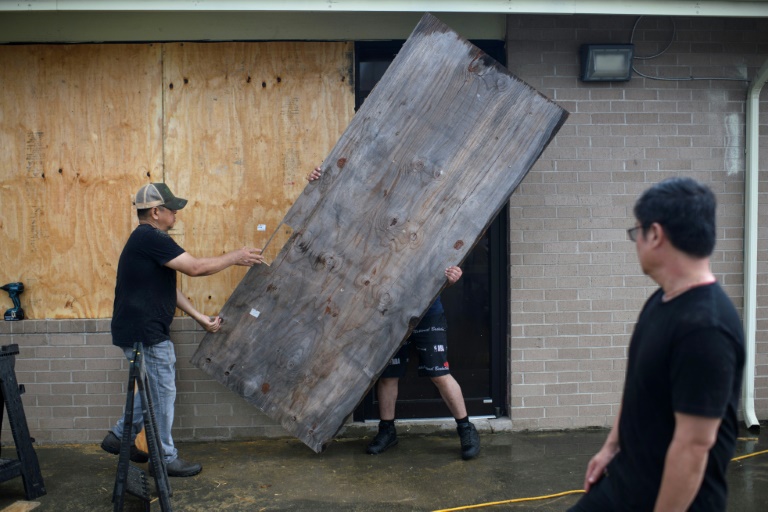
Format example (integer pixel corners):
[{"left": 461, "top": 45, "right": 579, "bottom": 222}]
[
  {"left": 0, "top": 41, "right": 352, "bottom": 319},
  {"left": 0, "top": 44, "right": 163, "bottom": 318},
  {"left": 191, "top": 14, "right": 568, "bottom": 452},
  {"left": 163, "top": 42, "right": 354, "bottom": 315}
]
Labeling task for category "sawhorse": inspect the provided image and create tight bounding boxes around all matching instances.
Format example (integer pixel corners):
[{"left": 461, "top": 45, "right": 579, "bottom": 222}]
[
  {"left": 0, "top": 344, "right": 46, "bottom": 499},
  {"left": 112, "top": 342, "right": 172, "bottom": 512}
]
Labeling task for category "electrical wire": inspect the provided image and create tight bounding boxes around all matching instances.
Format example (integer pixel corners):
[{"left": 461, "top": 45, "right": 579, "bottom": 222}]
[
  {"left": 629, "top": 15, "right": 748, "bottom": 82},
  {"left": 631, "top": 16, "right": 675, "bottom": 60},
  {"left": 431, "top": 448, "right": 767, "bottom": 512}
]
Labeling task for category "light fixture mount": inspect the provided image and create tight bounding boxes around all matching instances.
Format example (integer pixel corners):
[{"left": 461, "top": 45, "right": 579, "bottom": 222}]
[{"left": 580, "top": 44, "right": 634, "bottom": 82}]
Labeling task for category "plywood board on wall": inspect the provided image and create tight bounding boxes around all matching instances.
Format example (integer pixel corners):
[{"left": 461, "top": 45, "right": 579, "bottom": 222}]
[
  {"left": 162, "top": 41, "right": 354, "bottom": 316},
  {"left": 0, "top": 44, "right": 163, "bottom": 318},
  {"left": 0, "top": 41, "right": 352, "bottom": 319},
  {"left": 192, "top": 14, "right": 568, "bottom": 452}
]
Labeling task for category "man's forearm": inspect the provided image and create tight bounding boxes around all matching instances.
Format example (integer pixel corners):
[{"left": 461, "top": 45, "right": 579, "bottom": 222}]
[
  {"left": 654, "top": 439, "right": 709, "bottom": 512},
  {"left": 167, "top": 247, "right": 262, "bottom": 276},
  {"left": 584, "top": 409, "right": 621, "bottom": 492},
  {"left": 600, "top": 406, "right": 621, "bottom": 455},
  {"left": 175, "top": 289, "right": 205, "bottom": 323},
  {"left": 183, "top": 252, "right": 239, "bottom": 277}
]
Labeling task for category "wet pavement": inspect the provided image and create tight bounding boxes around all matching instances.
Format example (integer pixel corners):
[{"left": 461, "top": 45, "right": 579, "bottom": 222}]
[{"left": 0, "top": 419, "right": 766, "bottom": 511}]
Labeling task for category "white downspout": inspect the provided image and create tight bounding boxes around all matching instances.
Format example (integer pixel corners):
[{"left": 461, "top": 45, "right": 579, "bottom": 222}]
[{"left": 742, "top": 58, "right": 768, "bottom": 431}]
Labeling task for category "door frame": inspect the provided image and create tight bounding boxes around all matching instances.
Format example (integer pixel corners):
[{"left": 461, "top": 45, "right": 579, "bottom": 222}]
[{"left": 352, "top": 39, "right": 509, "bottom": 421}]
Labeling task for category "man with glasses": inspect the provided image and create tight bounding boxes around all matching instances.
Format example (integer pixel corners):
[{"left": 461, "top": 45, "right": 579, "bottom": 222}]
[
  {"left": 570, "top": 177, "right": 744, "bottom": 511},
  {"left": 101, "top": 182, "right": 263, "bottom": 477}
]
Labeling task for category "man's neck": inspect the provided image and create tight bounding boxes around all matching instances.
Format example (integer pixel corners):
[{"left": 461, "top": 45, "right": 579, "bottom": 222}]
[
  {"left": 654, "top": 256, "right": 715, "bottom": 301},
  {"left": 139, "top": 220, "right": 163, "bottom": 231}
]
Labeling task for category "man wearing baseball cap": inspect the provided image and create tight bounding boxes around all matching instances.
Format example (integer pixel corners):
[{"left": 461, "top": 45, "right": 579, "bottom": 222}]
[{"left": 101, "top": 182, "right": 263, "bottom": 477}]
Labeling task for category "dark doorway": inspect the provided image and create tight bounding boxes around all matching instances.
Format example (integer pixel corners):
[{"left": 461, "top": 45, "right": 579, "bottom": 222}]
[{"left": 353, "top": 40, "right": 509, "bottom": 421}]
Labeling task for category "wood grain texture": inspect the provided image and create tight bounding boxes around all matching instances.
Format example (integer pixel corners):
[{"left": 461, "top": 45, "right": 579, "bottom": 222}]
[
  {"left": 0, "top": 42, "right": 352, "bottom": 319},
  {"left": 191, "top": 14, "right": 568, "bottom": 452},
  {"left": 163, "top": 41, "right": 354, "bottom": 316},
  {"left": 0, "top": 44, "right": 162, "bottom": 318}
]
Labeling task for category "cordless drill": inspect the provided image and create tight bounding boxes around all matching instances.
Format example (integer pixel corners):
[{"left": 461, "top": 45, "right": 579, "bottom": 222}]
[{"left": 1, "top": 282, "right": 24, "bottom": 321}]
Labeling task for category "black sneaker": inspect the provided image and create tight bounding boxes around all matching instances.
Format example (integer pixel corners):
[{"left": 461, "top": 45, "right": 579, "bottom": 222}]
[
  {"left": 457, "top": 422, "right": 480, "bottom": 460},
  {"left": 150, "top": 457, "right": 202, "bottom": 478},
  {"left": 100, "top": 431, "right": 149, "bottom": 463},
  {"left": 366, "top": 423, "right": 398, "bottom": 454}
]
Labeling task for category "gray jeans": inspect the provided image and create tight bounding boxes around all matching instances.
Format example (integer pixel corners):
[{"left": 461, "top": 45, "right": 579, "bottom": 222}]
[{"left": 111, "top": 340, "right": 178, "bottom": 463}]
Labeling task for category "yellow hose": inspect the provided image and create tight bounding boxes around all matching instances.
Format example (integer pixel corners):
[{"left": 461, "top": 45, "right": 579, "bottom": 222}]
[
  {"left": 731, "top": 448, "right": 768, "bottom": 462},
  {"left": 432, "top": 490, "right": 585, "bottom": 512}
]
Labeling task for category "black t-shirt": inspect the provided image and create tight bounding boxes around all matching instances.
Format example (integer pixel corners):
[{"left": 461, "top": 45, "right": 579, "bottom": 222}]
[
  {"left": 609, "top": 283, "right": 744, "bottom": 511},
  {"left": 111, "top": 224, "right": 185, "bottom": 348}
]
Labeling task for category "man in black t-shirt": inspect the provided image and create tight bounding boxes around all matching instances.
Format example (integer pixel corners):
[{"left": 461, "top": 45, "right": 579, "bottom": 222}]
[
  {"left": 569, "top": 177, "right": 744, "bottom": 511},
  {"left": 101, "top": 182, "right": 263, "bottom": 477}
]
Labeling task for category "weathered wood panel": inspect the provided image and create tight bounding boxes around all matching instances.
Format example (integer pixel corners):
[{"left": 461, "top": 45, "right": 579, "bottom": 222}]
[
  {"left": 163, "top": 42, "right": 354, "bottom": 315},
  {"left": 192, "top": 14, "right": 568, "bottom": 452},
  {"left": 0, "top": 44, "right": 163, "bottom": 318}
]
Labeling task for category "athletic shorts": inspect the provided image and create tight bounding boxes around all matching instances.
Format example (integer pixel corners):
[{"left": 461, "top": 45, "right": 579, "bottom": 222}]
[{"left": 380, "top": 313, "right": 451, "bottom": 378}]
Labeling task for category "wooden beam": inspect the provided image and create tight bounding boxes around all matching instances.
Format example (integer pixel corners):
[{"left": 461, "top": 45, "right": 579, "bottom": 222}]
[
  {"left": 0, "top": 502, "right": 40, "bottom": 512},
  {"left": 191, "top": 13, "right": 568, "bottom": 452}
]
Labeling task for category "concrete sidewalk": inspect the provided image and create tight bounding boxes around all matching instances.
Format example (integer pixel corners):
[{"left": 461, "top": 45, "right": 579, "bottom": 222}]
[{"left": 1, "top": 420, "right": 766, "bottom": 511}]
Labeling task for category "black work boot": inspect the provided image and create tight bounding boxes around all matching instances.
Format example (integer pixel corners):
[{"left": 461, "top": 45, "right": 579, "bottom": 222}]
[
  {"left": 366, "top": 422, "right": 398, "bottom": 454},
  {"left": 457, "top": 422, "right": 480, "bottom": 460},
  {"left": 100, "top": 431, "right": 149, "bottom": 463},
  {"left": 150, "top": 457, "right": 203, "bottom": 478}
]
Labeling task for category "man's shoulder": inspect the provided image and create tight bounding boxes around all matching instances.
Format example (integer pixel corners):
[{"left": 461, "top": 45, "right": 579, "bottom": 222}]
[
  {"left": 131, "top": 224, "right": 169, "bottom": 238},
  {"left": 122, "top": 226, "right": 184, "bottom": 261},
  {"left": 129, "top": 225, "right": 178, "bottom": 245},
  {"left": 676, "top": 284, "right": 743, "bottom": 344},
  {"left": 699, "top": 284, "right": 740, "bottom": 322}
]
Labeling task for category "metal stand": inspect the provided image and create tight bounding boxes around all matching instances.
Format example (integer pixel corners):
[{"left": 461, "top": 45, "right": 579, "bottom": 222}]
[
  {"left": 112, "top": 342, "right": 172, "bottom": 511},
  {"left": 0, "top": 344, "right": 46, "bottom": 499}
]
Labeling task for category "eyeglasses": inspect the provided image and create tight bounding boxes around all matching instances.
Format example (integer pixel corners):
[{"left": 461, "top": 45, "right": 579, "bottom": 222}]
[{"left": 627, "top": 226, "right": 641, "bottom": 242}]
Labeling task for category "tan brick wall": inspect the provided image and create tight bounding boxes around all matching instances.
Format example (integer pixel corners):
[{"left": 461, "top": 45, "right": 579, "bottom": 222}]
[
  {"left": 506, "top": 14, "right": 768, "bottom": 429},
  {"left": 0, "top": 318, "right": 281, "bottom": 445},
  {"left": 1, "top": 15, "right": 766, "bottom": 446}
]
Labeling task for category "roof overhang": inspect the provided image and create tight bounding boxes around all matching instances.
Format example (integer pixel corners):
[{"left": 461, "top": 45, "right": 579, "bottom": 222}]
[
  {"left": 0, "top": 1, "right": 765, "bottom": 43},
  {"left": 2, "top": 0, "right": 767, "bottom": 17}
]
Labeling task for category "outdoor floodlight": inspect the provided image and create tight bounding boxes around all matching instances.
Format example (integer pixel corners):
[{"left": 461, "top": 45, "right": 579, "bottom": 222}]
[{"left": 580, "top": 44, "right": 634, "bottom": 82}]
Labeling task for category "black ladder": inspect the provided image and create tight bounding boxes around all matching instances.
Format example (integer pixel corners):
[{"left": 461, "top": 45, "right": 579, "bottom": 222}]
[
  {"left": 112, "top": 342, "right": 172, "bottom": 512},
  {"left": 0, "top": 344, "right": 46, "bottom": 500}
]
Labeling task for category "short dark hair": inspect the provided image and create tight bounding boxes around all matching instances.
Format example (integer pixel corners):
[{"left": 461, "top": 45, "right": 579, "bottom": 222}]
[
  {"left": 633, "top": 177, "right": 716, "bottom": 258},
  {"left": 137, "top": 208, "right": 152, "bottom": 220}
]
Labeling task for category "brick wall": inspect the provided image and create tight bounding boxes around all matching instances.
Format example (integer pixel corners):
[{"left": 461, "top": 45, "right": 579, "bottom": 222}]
[
  {"left": 1, "top": 14, "right": 767, "bottom": 446},
  {"left": 0, "top": 318, "right": 282, "bottom": 445},
  {"left": 505, "top": 14, "right": 768, "bottom": 429}
]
